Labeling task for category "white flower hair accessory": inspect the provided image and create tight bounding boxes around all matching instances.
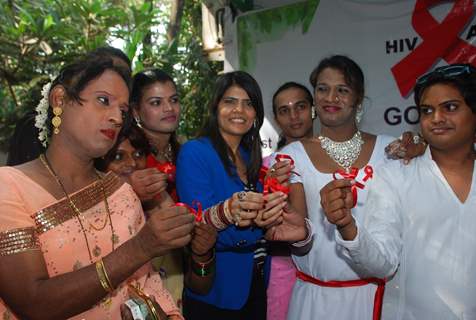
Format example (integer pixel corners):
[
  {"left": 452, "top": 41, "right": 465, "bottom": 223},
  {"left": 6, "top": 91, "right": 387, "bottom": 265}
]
[{"left": 35, "top": 82, "right": 52, "bottom": 147}]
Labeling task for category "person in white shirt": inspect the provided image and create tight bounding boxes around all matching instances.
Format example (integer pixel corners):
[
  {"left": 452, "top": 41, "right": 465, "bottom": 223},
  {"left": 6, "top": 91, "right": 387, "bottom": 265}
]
[{"left": 320, "top": 63, "right": 476, "bottom": 320}]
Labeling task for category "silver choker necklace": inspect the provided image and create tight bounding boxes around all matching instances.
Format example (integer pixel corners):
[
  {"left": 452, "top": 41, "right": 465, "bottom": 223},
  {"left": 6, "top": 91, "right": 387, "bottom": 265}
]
[{"left": 318, "top": 131, "right": 364, "bottom": 170}]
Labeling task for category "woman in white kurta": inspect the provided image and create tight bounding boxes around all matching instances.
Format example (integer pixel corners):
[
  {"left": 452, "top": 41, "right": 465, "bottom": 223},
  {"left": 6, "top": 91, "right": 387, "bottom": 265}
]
[
  {"left": 282, "top": 55, "right": 396, "bottom": 320},
  {"left": 283, "top": 134, "right": 393, "bottom": 319},
  {"left": 320, "top": 64, "right": 476, "bottom": 319}
]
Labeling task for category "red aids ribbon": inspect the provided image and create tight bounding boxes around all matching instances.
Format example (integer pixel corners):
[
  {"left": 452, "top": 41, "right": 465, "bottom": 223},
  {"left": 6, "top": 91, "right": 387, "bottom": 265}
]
[
  {"left": 391, "top": 0, "right": 476, "bottom": 97},
  {"left": 146, "top": 155, "right": 176, "bottom": 183},
  {"left": 175, "top": 201, "right": 203, "bottom": 222},
  {"left": 332, "top": 165, "right": 374, "bottom": 208},
  {"left": 259, "top": 154, "right": 297, "bottom": 195},
  {"left": 275, "top": 154, "right": 295, "bottom": 166},
  {"left": 363, "top": 165, "right": 373, "bottom": 182}
]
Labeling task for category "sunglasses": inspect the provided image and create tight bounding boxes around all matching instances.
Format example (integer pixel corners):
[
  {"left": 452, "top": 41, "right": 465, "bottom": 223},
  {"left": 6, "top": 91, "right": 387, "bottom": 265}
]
[{"left": 416, "top": 64, "right": 476, "bottom": 87}]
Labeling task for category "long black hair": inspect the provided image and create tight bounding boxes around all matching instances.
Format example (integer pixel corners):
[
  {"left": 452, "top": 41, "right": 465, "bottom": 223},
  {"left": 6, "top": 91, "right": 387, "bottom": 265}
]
[
  {"left": 200, "top": 71, "right": 264, "bottom": 187},
  {"left": 130, "top": 69, "right": 180, "bottom": 162},
  {"left": 272, "top": 81, "right": 313, "bottom": 149}
]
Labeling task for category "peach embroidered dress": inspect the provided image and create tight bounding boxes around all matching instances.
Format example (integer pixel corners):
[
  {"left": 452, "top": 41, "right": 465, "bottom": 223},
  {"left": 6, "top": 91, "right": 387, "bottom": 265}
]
[{"left": 0, "top": 167, "right": 182, "bottom": 319}]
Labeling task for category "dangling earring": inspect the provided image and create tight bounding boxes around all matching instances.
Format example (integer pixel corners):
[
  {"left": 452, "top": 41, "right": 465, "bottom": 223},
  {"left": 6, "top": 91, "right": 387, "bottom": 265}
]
[
  {"left": 355, "top": 104, "right": 363, "bottom": 124},
  {"left": 134, "top": 115, "right": 143, "bottom": 129},
  {"left": 52, "top": 103, "right": 63, "bottom": 134},
  {"left": 311, "top": 106, "right": 317, "bottom": 119},
  {"left": 253, "top": 119, "right": 257, "bottom": 129}
]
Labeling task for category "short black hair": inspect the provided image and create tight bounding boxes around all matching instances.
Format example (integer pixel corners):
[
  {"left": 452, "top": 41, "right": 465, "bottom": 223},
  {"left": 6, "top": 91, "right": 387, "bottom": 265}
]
[{"left": 414, "top": 64, "right": 476, "bottom": 113}]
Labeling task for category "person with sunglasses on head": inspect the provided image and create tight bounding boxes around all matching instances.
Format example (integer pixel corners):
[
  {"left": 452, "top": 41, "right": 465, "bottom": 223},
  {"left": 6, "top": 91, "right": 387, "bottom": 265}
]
[{"left": 320, "top": 63, "right": 476, "bottom": 319}]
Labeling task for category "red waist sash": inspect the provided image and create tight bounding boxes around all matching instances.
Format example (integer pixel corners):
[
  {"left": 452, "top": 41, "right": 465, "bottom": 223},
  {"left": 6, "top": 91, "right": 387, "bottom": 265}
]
[{"left": 296, "top": 270, "right": 386, "bottom": 320}]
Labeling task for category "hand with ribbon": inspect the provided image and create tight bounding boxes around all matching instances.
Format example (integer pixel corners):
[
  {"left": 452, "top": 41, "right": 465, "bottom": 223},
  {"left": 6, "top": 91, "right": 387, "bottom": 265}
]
[
  {"left": 128, "top": 167, "right": 169, "bottom": 202},
  {"left": 175, "top": 201, "right": 203, "bottom": 223},
  {"left": 319, "top": 179, "right": 357, "bottom": 241},
  {"left": 146, "top": 154, "right": 176, "bottom": 183},
  {"left": 138, "top": 205, "right": 195, "bottom": 258},
  {"left": 260, "top": 154, "right": 297, "bottom": 196},
  {"left": 254, "top": 191, "right": 288, "bottom": 228},
  {"left": 229, "top": 191, "right": 264, "bottom": 227}
]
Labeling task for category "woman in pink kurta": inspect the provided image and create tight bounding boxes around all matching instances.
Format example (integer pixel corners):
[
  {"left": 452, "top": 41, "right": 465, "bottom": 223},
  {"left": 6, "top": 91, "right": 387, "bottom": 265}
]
[
  {"left": 0, "top": 52, "right": 195, "bottom": 320},
  {"left": 0, "top": 168, "right": 182, "bottom": 319}
]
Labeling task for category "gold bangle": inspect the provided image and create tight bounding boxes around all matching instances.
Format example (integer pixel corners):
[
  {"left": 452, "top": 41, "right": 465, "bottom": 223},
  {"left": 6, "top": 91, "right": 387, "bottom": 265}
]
[{"left": 96, "top": 258, "right": 114, "bottom": 293}]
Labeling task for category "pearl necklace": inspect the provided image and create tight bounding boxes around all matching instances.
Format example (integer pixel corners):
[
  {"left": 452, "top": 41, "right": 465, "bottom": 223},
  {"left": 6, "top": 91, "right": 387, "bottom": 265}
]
[{"left": 318, "top": 131, "right": 364, "bottom": 170}]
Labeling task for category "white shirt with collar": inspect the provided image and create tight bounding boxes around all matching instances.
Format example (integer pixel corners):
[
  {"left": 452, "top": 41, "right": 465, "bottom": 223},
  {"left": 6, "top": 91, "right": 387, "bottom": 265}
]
[{"left": 336, "top": 147, "right": 476, "bottom": 320}]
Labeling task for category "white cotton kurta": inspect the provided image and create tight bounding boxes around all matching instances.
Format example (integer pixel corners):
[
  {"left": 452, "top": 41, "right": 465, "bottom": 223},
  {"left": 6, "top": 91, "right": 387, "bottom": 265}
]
[
  {"left": 280, "top": 135, "right": 395, "bottom": 320},
  {"left": 335, "top": 148, "right": 476, "bottom": 320}
]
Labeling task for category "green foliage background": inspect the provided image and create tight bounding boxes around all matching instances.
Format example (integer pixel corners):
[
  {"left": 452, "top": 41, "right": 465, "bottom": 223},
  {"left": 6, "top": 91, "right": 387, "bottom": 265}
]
[{"left": 0, "top": 0, "right": 222, "bottom": 152}]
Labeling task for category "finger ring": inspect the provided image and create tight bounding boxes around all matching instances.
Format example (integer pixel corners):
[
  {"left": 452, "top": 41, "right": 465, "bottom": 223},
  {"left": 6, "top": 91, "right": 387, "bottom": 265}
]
[
  {"left": 270, "top": 168, "right": 276, "bottom": 173},
  {"left": 412, "top": 134, "right": 421, "bottom": 144},
  {"left": 237, "top": 191, "right": 246, "bottom": 202},
  {"left": 233, "top": 210, "right": 241, "bottom": 226}
]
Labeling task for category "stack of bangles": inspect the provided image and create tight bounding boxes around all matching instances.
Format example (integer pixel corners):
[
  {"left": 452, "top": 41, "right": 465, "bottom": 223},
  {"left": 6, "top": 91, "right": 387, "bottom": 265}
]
[
  {"left": 96, "top": 258, "right": 114, "bottom": 293},
  {"left": 202, "top": 198, "right": 236, "bottom": 230},
  {"left": 191, "top": 249, "right": 215, "bottom": 277}
]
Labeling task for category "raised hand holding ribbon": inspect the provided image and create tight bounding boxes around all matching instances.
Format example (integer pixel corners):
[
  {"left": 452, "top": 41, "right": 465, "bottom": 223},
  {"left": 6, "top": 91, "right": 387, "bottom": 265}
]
[
  {"left": 332, "top": 165, "right": 373, "bottom": 208},
  {"left": 175, "top": 201, "right": 203, "bottom": 222},
  {"left": 146, "top": 154, "right": 176, "bottom": 183},
  {"left": 319, "top": 179, "right": 357, "bottom": 240}
]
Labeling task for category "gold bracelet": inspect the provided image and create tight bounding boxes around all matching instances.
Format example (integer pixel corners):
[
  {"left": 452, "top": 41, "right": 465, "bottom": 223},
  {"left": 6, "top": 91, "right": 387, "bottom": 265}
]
[{"left": 96, "top": 258, "right": 114, "bottom": 293}]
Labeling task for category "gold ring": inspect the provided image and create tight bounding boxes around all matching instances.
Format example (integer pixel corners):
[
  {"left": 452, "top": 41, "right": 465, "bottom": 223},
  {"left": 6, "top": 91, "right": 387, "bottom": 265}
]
[{"left": 237, "top": 191, "right": 246, "bottom": 202}]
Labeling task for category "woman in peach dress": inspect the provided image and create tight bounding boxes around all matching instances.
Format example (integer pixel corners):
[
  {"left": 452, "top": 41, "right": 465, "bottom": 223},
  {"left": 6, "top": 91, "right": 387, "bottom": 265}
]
[{"left": 0, "top": 53, "right": 195, "bottom": 319}]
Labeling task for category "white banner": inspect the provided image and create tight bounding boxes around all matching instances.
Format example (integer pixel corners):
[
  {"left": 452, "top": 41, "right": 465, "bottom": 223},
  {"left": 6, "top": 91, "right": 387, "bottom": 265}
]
[{"left": 224, "top": 0, "right": 476, "bottom": 155}]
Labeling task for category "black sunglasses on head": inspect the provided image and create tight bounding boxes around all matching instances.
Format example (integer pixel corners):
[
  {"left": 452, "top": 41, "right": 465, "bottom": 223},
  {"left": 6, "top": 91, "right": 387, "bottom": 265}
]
[{"left": 416, "top": 64, "right": 476, "bottom": 87}]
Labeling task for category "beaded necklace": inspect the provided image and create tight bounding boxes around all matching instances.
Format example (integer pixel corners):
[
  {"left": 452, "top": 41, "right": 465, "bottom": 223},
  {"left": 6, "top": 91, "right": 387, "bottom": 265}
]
[{"left": 40, "top": 154, "right": 116, "bottom": 261}]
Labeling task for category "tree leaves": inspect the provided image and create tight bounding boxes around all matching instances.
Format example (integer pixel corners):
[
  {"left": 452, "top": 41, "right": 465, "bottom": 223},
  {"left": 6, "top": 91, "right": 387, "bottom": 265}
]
[{"left": 0, "top": 0, "right": 221, "bottom": 152}]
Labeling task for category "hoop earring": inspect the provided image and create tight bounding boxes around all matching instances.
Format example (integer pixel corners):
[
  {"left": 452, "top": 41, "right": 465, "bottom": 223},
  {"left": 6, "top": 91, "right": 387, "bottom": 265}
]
[
  {"left": 134, "top": 116, "right": 143, "bottom": 129},
  {"left": 355, "top": 104, "right": 363, "bottom": 124},
  {"left": 311, "top": 106, "right": 317, "bottom": 119},
  {"left": 52, "top": 103, "right": 63, "bottom": 134}
]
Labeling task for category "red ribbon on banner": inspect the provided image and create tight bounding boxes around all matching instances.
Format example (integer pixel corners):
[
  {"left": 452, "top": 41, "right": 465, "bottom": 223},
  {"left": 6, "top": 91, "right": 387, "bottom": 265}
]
[
  {"left": 332, "top": 165, "right": 373, "bottom": 208},
  {"left": 146, "top": 154, "right": 176, "bottom": 183},
  {"left": 175, "top": 201, "right": 203, "bottom": 222},
  {"left": 391, "top": 0, "right": 476, "bottom": 97}
]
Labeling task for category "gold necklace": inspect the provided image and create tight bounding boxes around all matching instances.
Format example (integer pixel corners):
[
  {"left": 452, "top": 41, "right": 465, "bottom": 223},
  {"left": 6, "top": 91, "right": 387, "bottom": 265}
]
[
  {"left": 151, "top": 142, "right": 173, "bottom": 162},
  {"left": 40, "top": 154, "right": 116, "bottom": 261}
]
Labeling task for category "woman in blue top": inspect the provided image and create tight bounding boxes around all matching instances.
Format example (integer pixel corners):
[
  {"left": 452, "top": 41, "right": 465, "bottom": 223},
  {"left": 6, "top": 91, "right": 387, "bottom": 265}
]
[{"left": 176, "top": 71, "right": 308, "bottom": 319}]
